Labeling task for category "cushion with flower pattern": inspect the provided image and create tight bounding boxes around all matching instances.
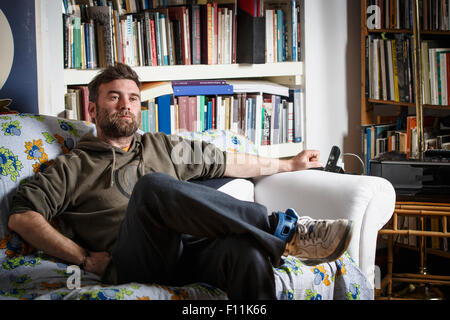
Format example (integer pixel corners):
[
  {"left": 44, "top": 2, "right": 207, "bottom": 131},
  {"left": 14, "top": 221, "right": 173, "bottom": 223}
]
[{"left": 0, "top": 113, "right": 96, "bottom": 240}]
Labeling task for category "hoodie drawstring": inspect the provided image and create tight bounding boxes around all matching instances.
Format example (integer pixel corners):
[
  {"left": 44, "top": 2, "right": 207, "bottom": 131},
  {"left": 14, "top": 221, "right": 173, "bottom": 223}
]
[
  {"left": 108, "top": 140, "right": 144, "bottom": 189},
  {"left": 136, "top": 141, "right": 144, "bottom": 178},
  {"left": 109, "top": 148, "right": 116, "bottom": 188}
]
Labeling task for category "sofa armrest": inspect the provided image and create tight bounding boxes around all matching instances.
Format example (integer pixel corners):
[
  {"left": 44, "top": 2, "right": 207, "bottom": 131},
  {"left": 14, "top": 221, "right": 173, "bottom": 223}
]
[{"left": 253, "top": 170, "right": 395, "bottom": 287}]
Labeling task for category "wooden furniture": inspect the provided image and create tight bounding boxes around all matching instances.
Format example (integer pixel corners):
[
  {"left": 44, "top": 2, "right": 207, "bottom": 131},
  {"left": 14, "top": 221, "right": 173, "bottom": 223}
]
[
  {"left": 360, "top": 0, "right": 450, "bottom": 166},
  {"left": 378, "top": 199, "right": 450, "bottom": 299},
  {"left": 361, "top": 0, "right": 450, "bottom": 299}
]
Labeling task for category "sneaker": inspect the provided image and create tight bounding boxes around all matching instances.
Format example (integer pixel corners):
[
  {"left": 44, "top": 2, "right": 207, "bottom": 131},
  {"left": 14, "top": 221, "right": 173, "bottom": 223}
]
[{"left": 283, "top": 213, "right": 353, "bottom": 265}]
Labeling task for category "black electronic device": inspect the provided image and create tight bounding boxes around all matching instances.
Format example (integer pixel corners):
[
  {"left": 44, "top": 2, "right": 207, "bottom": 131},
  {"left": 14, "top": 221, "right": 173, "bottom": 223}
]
[
  {"left": 309, "top": 146, "right": 345, "bottom": 173},
  {"left": 369, "top": 158, "right": 450, "bottom": 196},
  {"left": 324, "top": 145, "right": 341, "bottom": 172}
]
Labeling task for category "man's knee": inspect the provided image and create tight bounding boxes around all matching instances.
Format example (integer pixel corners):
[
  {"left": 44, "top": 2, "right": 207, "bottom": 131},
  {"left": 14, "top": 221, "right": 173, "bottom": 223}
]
[{"left": 134, "top": 172, "right": 174, "bottom": 194}]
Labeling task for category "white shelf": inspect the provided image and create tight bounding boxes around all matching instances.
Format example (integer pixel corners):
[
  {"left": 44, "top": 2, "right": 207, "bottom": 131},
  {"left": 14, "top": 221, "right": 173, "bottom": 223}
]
[
  {"left": 257, "top": 142, "right": 304, "bottom": 158},
  {"left": 63, "top": 61, "right": 303, "bottom": 86}
]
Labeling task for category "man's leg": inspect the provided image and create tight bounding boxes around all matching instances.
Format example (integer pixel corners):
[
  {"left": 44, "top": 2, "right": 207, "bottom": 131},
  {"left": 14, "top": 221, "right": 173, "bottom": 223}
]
[
  {"left": 108, "top": 173, "right": 285, "bottom": 297},
  {"left": 176, "top": 234, "right": 277, "bottom": 299}
]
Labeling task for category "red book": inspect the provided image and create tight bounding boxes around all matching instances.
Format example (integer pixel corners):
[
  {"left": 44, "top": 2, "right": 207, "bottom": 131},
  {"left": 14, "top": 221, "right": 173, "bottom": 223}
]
[
  {"left": 177, "top": 96, "right": 189, "bottom": 132},
  {"left": 188, "top": 96, "right": 197, "bottom": 132},
  {"left": 237, "top": 0, "right": 258, "bottom": 17},
  {"left": 150, "top": 19, "right": 157, "bottom": 66},
  {"left": 73, "top": 86, "right": 92, "bottom": 122},
  {"left": 211, "top": 97, "right": 216, "bottom": 130}
]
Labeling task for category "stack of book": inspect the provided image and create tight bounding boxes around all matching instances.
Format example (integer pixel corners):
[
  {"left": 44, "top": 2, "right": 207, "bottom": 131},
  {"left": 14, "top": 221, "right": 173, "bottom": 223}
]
[
  {"left": 365, "top": 34, "right": 415, "bottom": 104},
  {"left": 62, "top": 0, "right": 303, "bottom": 68},
  {"left": 362, "top": 115, "right": 450, "bottom": 174},
  {"left": 264, "top": 1, "right": 301, "bottom": 63},
  {"left": 421, "top": 41, "right": 450, "bottom": 106},
  {"left": 138, "top": 79, "right": 305, "bottom": 147},
  {"left": 65, "top": 79, "right": 305, "bottom": 148}
]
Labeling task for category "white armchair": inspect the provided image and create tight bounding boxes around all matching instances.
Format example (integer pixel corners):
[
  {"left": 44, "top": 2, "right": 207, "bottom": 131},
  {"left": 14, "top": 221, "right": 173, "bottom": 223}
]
[{"left": 252, "top": 170, "right": 396, "bottom": 288}]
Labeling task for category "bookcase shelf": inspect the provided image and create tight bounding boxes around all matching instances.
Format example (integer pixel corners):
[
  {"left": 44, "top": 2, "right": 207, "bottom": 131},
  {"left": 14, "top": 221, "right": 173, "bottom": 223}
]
[
  {"left": 57, "top": 1, "right": 305, "bottom": 159},
  {"left": 367, "top": 99, "right": 450, "bottom": 110},
  {"left": 63, "top": 61, "right": 304, "bottom": 86}
]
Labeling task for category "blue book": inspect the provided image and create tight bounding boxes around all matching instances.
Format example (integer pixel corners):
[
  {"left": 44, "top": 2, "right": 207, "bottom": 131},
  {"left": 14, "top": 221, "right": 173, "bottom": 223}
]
[
  {"left": 207, "top": 101, "right": 213, "bottom": 130},
  {"left": 156, "top": 94, "right": 172, "bottom": 134},
  {"left": 172, "top": 84, "right": 233, "bottom": 96},
  {"left": 366, "top": 127, "right": 372, "bottom": 175}
]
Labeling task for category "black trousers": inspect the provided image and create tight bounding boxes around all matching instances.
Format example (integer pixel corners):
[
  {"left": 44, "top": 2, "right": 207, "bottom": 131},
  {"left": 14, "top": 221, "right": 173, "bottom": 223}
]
[{"left": 106, "top": 172, "right": 285, "bottom": 299}]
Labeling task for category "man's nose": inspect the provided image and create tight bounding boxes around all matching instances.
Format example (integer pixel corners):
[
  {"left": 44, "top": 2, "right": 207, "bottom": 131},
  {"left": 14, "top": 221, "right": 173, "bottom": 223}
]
[{"left": 118, "top": 96, "right": 131, "bottom": 110}]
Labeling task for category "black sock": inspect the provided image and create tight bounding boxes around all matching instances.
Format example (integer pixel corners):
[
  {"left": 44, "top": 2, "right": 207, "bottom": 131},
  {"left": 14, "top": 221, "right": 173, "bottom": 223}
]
[{"left": 269, "top": 212, "right": 279, "bottom": 234}]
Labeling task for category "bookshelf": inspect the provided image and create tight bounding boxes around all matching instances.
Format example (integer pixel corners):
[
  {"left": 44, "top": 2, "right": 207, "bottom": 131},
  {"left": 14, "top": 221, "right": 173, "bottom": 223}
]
[
  {"left": 361, "top": 0, "right": 450, "bottom": 163},
  {"left": 63, "top": 62, "right": 304, "bottom": 86},
  {"left": 361, "top": 0, "right": 450, "bottom": 299},
  {"left": 56, "top": 0, "right": 306, "bottom": 159}
]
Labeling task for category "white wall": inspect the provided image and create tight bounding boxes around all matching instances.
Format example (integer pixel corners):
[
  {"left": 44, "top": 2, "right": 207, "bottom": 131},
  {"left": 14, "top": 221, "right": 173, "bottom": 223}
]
[
  {"left": 35, "top": 0, "right": 64, "bottom": 116},
  {"left": 304, "top": 0, "right": 362, "bottom": 173}
]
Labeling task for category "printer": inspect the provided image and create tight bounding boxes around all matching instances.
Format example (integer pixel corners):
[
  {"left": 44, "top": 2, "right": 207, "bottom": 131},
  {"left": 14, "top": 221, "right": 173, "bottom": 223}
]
[{"left": 369, "top": 153, "right": 450, "bottom": 196}]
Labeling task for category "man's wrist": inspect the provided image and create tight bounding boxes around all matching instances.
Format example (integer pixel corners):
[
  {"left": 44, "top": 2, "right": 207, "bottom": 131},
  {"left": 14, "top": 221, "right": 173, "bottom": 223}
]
[{"left": 78, "top": 249, "right": 90, "bottom": 269}]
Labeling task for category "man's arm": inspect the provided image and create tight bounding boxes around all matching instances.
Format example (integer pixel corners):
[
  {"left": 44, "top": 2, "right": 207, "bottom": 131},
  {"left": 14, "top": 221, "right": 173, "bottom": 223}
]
[
  {"left": 224, "top": 149, "right": 322, "bottom": 178},
  {"left": 8, "top": 211, "right": 109, "bottom": 276}
]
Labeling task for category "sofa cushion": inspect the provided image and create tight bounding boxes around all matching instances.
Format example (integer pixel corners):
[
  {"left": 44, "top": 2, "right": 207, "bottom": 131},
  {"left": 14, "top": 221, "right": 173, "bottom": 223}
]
[{"left": 0, "top": 113, "right": 97, "bottom": 237}]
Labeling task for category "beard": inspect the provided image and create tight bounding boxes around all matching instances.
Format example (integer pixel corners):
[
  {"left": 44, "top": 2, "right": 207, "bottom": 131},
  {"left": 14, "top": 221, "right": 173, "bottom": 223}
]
[{"left": 95, "top": 107, "right": 141, "bottom": 139}]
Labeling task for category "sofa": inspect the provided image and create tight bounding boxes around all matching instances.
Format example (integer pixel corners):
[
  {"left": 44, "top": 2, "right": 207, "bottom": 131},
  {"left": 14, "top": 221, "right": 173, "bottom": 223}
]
[{"left": 0, "top": 113, "right": 395, "bottom": 300}]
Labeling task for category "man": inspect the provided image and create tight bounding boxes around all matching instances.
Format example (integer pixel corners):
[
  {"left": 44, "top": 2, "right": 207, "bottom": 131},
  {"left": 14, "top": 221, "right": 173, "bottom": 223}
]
[{"left": 8, "top": 63, "right": 353, "bottom": 299}]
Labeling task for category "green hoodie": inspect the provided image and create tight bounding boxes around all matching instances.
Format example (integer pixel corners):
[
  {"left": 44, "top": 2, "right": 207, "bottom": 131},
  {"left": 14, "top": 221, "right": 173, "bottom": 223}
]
[{"left": 10, "top": 132, "right": 227, "bottom": 252}]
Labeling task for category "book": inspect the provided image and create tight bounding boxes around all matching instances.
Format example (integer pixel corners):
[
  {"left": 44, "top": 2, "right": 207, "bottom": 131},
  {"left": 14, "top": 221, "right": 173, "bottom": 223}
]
[
  {"left": 190, "top": 4, "right": 201, "bottom": 65},
  {"left": 71, "top": 85, "right": 92, "bottom": 122},
  {"left": 168, "top": 6, "right": 191, "bottom": 65},
  {"left": 171, "top": 80, "right": 227, "bottom": 86},
  {"left": 86, "top": 5, "right": 114, "bottom": 67},
  {"left": 289, "top": 88, "right": 303, "bottom": 143},
  {"left": 172, "top": 84, "right": 233, "bottom": 96},
  {"left": 140, "top": 81, "right": 173, "bottom": 101},
  {"left": 156, "top": 94, "right": 172, "bottom": 135},
  {"left": 236, "top": 8, "right": 265, "bottom": 64},
  {"left": 227, "top": 79, "right": 289, "bottom": 97}
]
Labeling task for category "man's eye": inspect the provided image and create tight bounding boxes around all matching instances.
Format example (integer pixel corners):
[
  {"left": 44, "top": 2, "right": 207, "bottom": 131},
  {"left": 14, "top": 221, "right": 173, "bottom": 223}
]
[
  {"left": 110, "top": 96, "right": 119, "bottom": 101},
  {"left": 130, "top": 96, "right": 140, "bottom": 102}
]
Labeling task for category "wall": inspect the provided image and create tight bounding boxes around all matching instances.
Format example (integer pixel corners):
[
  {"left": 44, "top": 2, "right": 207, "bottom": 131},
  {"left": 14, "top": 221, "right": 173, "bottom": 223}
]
[
  {"left": 304, "top": 0, "right": 362, "bottom": 173},
  {"left": 35, "top": 0, "right": 64, "bottom": 116},
  {"left": 0, "top": 1, "right": 38, "bottom": 114}
]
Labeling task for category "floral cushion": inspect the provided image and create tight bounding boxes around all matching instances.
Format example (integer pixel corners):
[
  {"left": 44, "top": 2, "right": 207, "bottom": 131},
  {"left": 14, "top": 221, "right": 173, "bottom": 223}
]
[{"left": 0, "top": 113, "right": 97, "bottom": 238}]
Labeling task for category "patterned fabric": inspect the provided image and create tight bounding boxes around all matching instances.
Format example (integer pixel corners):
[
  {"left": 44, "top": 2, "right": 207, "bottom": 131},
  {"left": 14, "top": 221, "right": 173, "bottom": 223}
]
[
  {"left": 175, "top": 130, "right": 259, "bottom": 155},
  {"left": 0, "top": 113, "right": 97, "bottom": 237},
  {"left": 0, "top": 113, "right": 374, "bottom": 300},
  {"left": 0, "top": 231, "right": 372, "bottom": 300}
]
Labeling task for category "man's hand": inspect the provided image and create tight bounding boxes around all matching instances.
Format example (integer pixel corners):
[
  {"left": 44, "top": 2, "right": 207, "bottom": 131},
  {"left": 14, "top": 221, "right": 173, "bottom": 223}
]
[
  {"left": 84, "top": 251, "right": 111, "bottom": 276},
  {"left": 288, "top": 149, "right": 323, "bottom": 171}
]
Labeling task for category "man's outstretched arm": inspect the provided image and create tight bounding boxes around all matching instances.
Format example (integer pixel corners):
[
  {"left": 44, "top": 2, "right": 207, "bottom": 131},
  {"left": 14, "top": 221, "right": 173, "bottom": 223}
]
[{"left": 224, "top": 149, "right": 322, "bottom": 178}]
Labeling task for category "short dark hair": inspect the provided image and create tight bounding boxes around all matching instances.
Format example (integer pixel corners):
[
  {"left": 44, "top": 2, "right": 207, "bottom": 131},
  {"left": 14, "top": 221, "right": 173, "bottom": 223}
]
[{"left": 88, "top": 63, "right": 141, "bottom": 103}]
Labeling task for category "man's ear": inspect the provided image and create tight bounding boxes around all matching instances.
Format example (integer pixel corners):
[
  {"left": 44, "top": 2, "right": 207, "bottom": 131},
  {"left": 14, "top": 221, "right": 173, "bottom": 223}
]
[{"left": 88, "top": 101, "right": 96, "bottom": 123}]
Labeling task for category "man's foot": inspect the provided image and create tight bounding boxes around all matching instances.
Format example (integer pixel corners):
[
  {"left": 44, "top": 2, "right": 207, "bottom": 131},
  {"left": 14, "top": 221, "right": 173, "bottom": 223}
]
[{"left": 282, "top": 211, "right": 353, "bottom": 265}]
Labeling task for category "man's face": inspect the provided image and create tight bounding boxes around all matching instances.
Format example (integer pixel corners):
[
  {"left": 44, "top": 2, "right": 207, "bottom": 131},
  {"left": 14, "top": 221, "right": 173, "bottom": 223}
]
[{"left": 90, "top": 79, "right": 142, "bottom": 139}]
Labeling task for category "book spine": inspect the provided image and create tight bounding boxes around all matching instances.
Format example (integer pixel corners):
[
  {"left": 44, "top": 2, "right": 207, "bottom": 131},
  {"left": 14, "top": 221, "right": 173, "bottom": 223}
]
[{"left": 191, "top": 5, "right": 201, "bottom": 64}]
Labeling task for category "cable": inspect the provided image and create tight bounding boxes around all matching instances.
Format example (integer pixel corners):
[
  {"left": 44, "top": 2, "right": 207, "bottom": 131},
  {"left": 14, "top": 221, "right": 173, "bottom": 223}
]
[{"left": 342, "top": 153, "right": 365, "bottom": 175}]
